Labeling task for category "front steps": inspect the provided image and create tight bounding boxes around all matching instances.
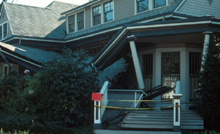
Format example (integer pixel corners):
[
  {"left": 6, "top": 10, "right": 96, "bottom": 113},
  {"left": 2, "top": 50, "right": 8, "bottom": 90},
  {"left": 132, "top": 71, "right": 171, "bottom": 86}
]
[{"left": 121, "top": 110, "right": 204, "bottom": 130}]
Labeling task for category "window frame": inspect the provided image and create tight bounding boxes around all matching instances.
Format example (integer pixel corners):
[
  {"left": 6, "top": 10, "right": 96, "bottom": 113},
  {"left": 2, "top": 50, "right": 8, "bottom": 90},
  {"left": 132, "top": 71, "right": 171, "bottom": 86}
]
[
  {"left": 104, "top": 1, "right": 113, "bottom": 22},
  {"left": 0, "top": 21, "right": 8, "bottom": 41},
  {"left": 134, "top": 0, "right": 168, "bottom": 15},
  {"left": 77, "top": 11, "right": 85, "bottom": 31},
  {"left": 91, "top": 0, "right": 114, "bottom": 27},
  {"left": 92, "top": 5, "right": 102, "bottom": 26},
  {"left": 66, "top": 9, "right": 85, "bottom": 34}
]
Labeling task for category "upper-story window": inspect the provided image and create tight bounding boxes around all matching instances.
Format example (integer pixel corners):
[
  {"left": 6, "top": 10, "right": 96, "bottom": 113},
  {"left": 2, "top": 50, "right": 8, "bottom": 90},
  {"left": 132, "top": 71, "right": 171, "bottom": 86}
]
[
  {"left": 67, "top": 11, "right": 85, "bottom": 34},
  {"left": 154, "top": 0, "right": 166, "bottom": 8},
  {"left": 136, "top": 0, "right": 167, "bottom": 13},
  {"left": 0, "top": 22, "right": 8, "bottom": 41},
  {"left": 92, "top": 0, "right": 114, "bottom": 26},
  {"left": 77, "top": 12, "right": 84, "bottom": 30},
  {"left": 104, "top": 1, "right": 113, "bottom": 22},
  {"left": 137, "top": 0, "right": 149, "bottom": 13},
  {"left": 68, "top": 15, "right": 75, "bottom": 33},
  {"left": 93, "top": 5, "right": 101, "bottom": 26}
]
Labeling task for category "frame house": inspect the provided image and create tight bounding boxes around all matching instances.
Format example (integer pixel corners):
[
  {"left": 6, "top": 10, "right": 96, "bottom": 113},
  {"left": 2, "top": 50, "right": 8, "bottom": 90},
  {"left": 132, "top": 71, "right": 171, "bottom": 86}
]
[{"left": 0, "top": 0, "right": 220, "bottom": 133}]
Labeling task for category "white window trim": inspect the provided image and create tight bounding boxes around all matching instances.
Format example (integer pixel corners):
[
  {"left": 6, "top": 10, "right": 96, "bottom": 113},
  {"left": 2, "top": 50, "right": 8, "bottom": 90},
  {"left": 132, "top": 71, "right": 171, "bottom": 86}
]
[
  {"left": 0, "top": 21, "right": 8, "bottom": 41},
  {"left": 91, "top": 0, "right": 114, "bottom": 27},
  {"left": 66, "top": 9, "right": 85, "bottom": 34},
  {"left": 134, "top": 0, "right": 168, "bottom": 15}
]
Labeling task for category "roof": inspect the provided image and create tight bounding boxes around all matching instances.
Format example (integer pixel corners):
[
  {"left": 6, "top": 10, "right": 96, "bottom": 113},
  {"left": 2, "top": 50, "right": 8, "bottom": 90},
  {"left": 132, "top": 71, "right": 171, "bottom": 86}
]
[
  {"left": 91, "top": 16, "right": 220, "bottom": 70},
  {"left": 4, "top": 1, "right": 77, "bottom": 40},
  {"left": 0, "top": 42, "right": 60, "bottom": 63},
  {"left": 64, "top": 0, "right": 184, "bottom": 40}
]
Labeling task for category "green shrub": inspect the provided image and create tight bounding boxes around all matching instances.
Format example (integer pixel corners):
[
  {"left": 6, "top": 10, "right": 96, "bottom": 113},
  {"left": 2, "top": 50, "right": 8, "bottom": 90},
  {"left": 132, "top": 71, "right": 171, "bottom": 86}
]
[
  {"left": 193, "top": 36, "right": 220, "bottom": 130},
  {"left": 6, "top": 48, "right": 98, "bottom": 127}
]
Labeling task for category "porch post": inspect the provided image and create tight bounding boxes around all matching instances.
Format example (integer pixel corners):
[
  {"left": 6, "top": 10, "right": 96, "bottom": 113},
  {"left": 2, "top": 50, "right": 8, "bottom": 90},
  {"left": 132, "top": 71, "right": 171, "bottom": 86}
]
[
  {"left": 127, "top": 35, "right": 145, "bottom": 90},
  {"left": 172, "top": 81, "right": 182, "bottom": 132},
  {"left": 201, "top": 31, "right": 212, "bottom": 71}
]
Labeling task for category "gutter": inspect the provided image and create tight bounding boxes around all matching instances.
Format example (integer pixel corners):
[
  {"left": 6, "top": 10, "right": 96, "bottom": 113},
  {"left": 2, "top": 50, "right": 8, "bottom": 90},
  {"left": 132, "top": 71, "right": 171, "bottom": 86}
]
[{"left": 93, "top": 20, "right": 219, "bottom": 66}]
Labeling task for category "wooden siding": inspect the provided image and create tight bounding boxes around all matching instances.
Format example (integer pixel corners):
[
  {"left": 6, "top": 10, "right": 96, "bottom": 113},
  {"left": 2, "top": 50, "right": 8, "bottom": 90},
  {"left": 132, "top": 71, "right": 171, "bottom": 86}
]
[
  {"left": 85, "top": 6, "right": 91, "bottom": 29},
  {"left": 176, "top": 0, "right": 220, "bottom": 17},
  {"left": 114, "top": 0, "right": 135, "bottom": 20}
]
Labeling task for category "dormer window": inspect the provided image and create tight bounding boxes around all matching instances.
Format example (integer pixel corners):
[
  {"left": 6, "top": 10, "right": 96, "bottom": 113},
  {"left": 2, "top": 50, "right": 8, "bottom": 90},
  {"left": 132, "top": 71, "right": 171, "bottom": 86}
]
[
  {"left": 77, "top": 11, "right": 84, "bottom": 30},
  {"left": 92, "top": 0, "right": 114, "bottom": 26},
  {"left": 67, "top": 11, "right": 85, "bottom": 34},
  {"left": 104, "top": 1, "right": 113, "bottom": 22},
  {"left": 0, "top": 22, "right": 8, "bottom": 41},
  {"left": 136, "top": 0, "right": 167, "bottom": 13},
  {"left": 154, "top": 0, "right": 166, "bottom": 8},
  {"left": 137, "top": 0, "right": 149, "bottom": 13},
  {"left": 93, "top": 5, "right": 101, "bottom": 26},
  {"left": 68, "top": 15, "right": 75, "bottom": 33}
]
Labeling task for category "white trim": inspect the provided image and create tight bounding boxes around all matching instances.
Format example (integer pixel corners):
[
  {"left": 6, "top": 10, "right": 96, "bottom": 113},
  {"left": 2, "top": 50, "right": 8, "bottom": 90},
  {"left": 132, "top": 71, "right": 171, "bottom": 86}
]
[
  {"left": 0, "top": 49, "right": 42, "bottom": 68},
  {"left": 0, "top": 21, "right": 8, "bottom": 41},
  {"left": 172, "top": 15, "right": 188, "bottom": 19},
  {"left": 174, "top": 0, "right": 186, "bottom": 12},
  {"left": 93, "top": 20, "right": 219, "bottom": 65}
]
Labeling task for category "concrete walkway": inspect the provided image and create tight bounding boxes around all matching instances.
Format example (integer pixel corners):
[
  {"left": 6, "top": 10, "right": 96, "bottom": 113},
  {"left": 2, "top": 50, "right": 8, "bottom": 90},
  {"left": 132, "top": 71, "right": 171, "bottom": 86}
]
[{"left": 95, "top": 130, "right": 181, "bottom": 134}]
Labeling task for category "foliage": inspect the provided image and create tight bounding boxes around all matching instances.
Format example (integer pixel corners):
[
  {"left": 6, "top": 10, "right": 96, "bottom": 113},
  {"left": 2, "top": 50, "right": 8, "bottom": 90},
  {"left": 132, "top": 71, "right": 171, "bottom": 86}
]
[
  {"left": 193, "top": 36, "right": 220, "bottom": 130},
  {"left": 0, "top": 72, "right": 28, "bottom": 111},
  {"left": 5, "top": 48, "right": 98, "bottom": 130}
]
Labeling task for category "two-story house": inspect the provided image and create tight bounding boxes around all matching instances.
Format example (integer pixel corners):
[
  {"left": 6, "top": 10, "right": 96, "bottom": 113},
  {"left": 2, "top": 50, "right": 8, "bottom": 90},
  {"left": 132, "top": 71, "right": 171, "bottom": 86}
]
[{"left": 0, "top": 0, "right": 220, "bottom": 131}]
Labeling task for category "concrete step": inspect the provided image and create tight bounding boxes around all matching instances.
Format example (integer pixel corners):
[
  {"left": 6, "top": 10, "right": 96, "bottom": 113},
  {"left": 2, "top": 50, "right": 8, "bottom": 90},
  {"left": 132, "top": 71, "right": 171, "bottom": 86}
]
[
  {"left": 95, "top": 130, "right": 181, "bottom": 134},
  {"left": 125, "top": 115, "right": 202, "bottom": 120},
  {"left": 123, "top": 120, "right": 203, "bottom": 125},
  {"left": 128, "top": 113, "right": 201, "bottom": 117},
  {"left": 121, "top": 123, "right": 173, "bottom": 129}
]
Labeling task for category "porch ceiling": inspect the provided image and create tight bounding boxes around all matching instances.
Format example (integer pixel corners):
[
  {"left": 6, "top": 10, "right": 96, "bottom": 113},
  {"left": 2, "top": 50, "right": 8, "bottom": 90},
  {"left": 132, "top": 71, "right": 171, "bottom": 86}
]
[{"left": 136, "top": 33, "right": 205, "bottom": 45}]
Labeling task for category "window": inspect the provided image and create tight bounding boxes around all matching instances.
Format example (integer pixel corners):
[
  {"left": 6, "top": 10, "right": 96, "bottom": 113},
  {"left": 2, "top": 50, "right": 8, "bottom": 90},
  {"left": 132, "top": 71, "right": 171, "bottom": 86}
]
[
  {"left": 68, "top": 15, "right": 75, "bottom": 33},
  {"left": 154, "top": 0, "right": 166, "bottom": 8},
  {"left": 136, "top": 0, "right": 167, "bottom": 13},
  {"left": 137, "top": 0, "right": 149, "bottom": 13},
  {"left": 0, "top": 22, "right": 7, "bottom": 40},
  {"left": 77, "top": 12, "right": 84, "bottom": 30},
  {"left": 93, "top": 5, "right": 101, "bottom": 26},
  {"left": 104, "top": 1, "right": 113, "bottom": 22}
]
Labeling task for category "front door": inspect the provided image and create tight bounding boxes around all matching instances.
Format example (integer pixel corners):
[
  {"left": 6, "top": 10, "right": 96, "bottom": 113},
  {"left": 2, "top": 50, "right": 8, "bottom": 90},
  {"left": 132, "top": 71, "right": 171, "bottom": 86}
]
[{"left": 161, "top": 52, "right": 180, "bottom": 99}]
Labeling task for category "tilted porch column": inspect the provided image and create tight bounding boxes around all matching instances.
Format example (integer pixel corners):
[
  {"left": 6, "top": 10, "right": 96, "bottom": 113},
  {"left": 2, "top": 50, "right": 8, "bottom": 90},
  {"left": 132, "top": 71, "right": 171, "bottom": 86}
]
[
  {"left": 127, "top": 35, "right": 145, "bottom": 90},
  {"left": 201, "top": 31, "right": 212, "bottom": 71}
]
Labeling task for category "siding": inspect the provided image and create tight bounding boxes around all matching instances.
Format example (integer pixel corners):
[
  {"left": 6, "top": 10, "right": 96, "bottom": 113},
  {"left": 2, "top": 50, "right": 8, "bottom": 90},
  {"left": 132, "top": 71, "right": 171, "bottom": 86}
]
[
  {"left": 114, "top": 0, "right": 135, "bottom": 20},
  {"left": 176, "top": 0, "right": 220, "bottom": 17},
  {"left": 85, "top": 6, "right": 91, "bottom": 29},
  {"left": 0, "top": 6, "right": 13, "bottom": 40}
]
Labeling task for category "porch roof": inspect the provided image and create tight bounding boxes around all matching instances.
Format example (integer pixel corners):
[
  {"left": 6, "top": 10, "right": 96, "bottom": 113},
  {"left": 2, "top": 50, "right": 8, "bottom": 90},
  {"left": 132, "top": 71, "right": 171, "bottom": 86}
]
[{"left": 91, "top": 16, "right": 220, "bottom": 70}]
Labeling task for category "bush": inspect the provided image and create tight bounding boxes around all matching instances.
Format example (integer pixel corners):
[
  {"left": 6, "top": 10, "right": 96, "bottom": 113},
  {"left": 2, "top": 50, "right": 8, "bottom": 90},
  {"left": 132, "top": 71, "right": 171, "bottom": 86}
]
[
  {"left": 6, "top": 49, "right": 98, "bottom": 128},
  {"left": 193, "top": 36, "right": 220, "bottom": 130}
]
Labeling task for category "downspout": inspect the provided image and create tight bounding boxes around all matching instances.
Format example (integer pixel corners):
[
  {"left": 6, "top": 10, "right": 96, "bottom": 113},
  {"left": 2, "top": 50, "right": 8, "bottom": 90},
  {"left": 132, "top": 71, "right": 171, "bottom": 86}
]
[{"left": 0, "top": 50, "right": 17, "bottom": 73}]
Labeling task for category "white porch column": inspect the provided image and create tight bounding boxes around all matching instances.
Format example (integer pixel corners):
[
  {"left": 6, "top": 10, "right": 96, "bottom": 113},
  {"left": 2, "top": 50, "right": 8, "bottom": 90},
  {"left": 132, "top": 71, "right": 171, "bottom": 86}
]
[
  {"left": 201, "top": 31, "right": 212, "bottom": 71},
  {"left": 127, "top": 35, "right": 145, "bottom": 89}
]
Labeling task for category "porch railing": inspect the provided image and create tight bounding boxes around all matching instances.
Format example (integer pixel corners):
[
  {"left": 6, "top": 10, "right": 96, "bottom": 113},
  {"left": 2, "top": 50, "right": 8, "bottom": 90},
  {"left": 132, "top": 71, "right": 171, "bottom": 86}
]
[{"left": 93, "top": 81, "right": 109, "bottom": 129}]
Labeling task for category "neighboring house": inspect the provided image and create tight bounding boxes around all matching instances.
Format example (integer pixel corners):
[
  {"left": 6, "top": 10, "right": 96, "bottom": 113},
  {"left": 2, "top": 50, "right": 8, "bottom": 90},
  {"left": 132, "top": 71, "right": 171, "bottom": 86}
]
[{"left": 0, "top": 0, "right": 220, "bottom": 131}]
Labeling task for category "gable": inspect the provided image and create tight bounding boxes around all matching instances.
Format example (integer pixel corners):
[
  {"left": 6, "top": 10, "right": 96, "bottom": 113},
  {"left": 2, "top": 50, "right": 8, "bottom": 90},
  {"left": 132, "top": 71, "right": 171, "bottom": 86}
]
[{"left": 175, "top": 0, "right": 220, "bottom": 17}]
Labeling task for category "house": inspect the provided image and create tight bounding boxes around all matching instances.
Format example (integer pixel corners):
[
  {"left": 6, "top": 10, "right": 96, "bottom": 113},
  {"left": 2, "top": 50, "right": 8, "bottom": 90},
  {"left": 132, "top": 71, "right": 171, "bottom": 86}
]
[{"left": 0, "top": 0, "right": 220, "bottom": 132}]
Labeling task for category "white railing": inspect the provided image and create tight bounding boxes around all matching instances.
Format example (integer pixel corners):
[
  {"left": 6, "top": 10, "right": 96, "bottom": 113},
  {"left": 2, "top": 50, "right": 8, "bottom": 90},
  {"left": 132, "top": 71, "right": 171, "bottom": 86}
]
[{"left": 94, "top": 81, "right": 109, "bottom": 129}]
